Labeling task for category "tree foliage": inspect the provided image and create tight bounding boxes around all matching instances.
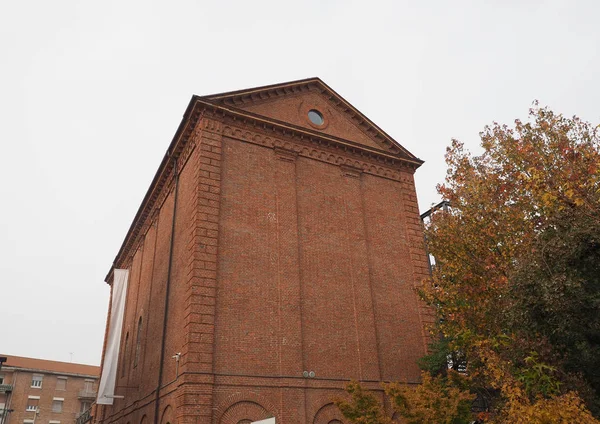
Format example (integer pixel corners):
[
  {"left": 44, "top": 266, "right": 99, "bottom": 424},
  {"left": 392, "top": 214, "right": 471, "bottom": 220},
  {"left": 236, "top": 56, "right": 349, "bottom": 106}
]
[
  {"left": 335, "top": 381, "right": 392, "bottom": 424},
  {"left": 337, "top": 104, "right": 600, "bottom": 423},
  {"left": 422, "top": 104, "right": 600, "bottom": 420},
  {"left": 385, "top": 371, "right": 475, "bottom": 424}
]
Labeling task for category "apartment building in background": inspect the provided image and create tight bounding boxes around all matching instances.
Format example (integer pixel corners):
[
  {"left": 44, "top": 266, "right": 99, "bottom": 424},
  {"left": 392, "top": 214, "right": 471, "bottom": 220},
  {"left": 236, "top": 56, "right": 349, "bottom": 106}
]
[
  {"left": 95, "top": 78, "right": 432, "bottom": 424},
  {"left": 0, "top": 355, "right": 99, "bottom": 424}
]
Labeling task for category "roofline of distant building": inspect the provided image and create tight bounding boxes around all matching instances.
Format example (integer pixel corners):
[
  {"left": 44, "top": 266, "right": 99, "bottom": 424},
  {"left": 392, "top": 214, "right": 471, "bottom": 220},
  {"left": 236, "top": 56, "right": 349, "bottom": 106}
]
[
  {"left": 0, "top": 365, "right": 99, "bottom": 379},
  {"left": 420, "top": 200, "right": 451, "bottom": 220},
  {"left": 0, "top": 354, "right": 100, "bottom": 378}
]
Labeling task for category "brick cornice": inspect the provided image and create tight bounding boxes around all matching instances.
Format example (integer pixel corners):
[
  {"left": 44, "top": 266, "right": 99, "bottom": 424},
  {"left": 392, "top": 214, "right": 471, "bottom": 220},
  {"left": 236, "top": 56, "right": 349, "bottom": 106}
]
[
  {"left": 200, "top": 98, "right": 423, "bottom": 171},
  {"left": 221, "top": 121, "right": 412, "bottom": 182},
  {"left": 203, "top": 78, "right": 421, "bottom": 161}
]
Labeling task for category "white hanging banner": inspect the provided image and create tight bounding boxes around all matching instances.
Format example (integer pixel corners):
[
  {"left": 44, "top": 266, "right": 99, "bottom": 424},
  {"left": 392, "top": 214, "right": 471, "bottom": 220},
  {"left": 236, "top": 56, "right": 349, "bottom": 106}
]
[{"left": 97, "top": 269, "right": 129, "bottom": 405}]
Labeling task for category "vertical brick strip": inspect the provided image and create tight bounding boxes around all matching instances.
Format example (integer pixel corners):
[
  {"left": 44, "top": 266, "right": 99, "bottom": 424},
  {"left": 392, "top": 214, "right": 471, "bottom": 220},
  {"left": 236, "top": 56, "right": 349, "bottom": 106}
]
[
  {"left": 401, "top": 173, "right": 434, "bottom": 352},
  {"left": 358, "top": 173, "right": 385, "bottom": 382},
  {"left": 179, "top": 117, "right": 223, "bottom": 424},
  {"left": 341, "top": 169, "right": 381, "bottom": 381},
  {"left": 272, "top": 147, "right": 306, "bottom": 424}
]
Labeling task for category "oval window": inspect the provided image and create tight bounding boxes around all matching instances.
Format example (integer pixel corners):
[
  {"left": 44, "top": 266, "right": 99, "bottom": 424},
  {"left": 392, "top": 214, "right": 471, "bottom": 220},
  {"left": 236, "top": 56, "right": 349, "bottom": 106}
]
[{"left": 308, "top": 109, "right": 324, "bottom": 126}]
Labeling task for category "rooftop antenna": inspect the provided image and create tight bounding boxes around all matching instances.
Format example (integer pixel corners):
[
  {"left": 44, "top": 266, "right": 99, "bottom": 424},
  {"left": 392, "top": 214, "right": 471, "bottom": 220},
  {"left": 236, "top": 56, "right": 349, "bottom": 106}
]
[{"left": 69, "top": 352, "right": 73, "bottom": 362}]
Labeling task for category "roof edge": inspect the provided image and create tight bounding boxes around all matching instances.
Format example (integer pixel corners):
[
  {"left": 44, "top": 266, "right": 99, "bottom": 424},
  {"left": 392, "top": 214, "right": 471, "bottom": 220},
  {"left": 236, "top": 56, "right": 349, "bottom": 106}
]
[
  {"left": 1, "top": 354, "right": 100, "bottom": 377},
  {"left": 201, "top": 77, "right": 322, "bottom": 100},
  {"left": 104, "top": 96, "right": 199, "bottom": 284},
  {"left": 198, "top": 97, "right": 424, "bottom": 166},
  {"left": 1, "top": 365, "right": 100, "bottom": 378}
]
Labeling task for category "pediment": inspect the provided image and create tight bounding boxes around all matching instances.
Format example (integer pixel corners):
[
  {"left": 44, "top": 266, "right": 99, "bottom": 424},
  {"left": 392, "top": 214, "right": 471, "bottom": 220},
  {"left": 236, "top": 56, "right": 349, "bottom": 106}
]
[{"left": 201, "top": 78, "right": 421, "bottom": 162}]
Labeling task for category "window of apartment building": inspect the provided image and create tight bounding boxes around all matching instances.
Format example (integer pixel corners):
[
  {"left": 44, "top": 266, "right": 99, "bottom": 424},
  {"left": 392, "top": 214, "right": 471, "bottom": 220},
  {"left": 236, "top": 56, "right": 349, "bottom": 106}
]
[
  {"left": 23, "top": 419, "right": 34, "bottom": 424},
  {"left": 0, "top": 374, "right": 4, "bottom": 384},
  {"left": 49, "top": 421, "right": 61, "bottom": 424},
  {"left": 55, "top": 376, "right": 67, "bottom": 391},
  {"left": 52, "top": 398, "right": 64, "bottom": 413},
  {"left": 134, "top": 317, "right": 142, "bottom": 368},
  {"left": 83, "top": 380, "right": 94, "bottom": 393},
  {"left": 26, "top": 396, "right": 40, "bottom": 412},
  {"left": 31, "top": 374, "right": 43, "bottom": 388},
  {"left": 1, "top": 402, "right": 6, "bottom": 418},
  {"left": 79, "top": 401, "right": 91, "bottom": 414}
]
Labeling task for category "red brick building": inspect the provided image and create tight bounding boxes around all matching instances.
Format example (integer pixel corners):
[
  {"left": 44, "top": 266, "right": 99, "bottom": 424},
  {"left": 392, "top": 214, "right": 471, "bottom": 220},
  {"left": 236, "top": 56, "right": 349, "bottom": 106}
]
[
  {"left": 0, "top": 355, "right": 99, "bottom": 424},
  {"left": 95, "top": 78, "right": 431, "bottom": 424}
]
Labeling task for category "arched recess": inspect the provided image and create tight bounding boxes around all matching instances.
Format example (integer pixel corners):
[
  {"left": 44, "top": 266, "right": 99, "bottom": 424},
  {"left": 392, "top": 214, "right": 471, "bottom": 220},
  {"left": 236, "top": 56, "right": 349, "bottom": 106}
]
[
  {"left": 121, "top": 332, "right": 129, "bottom": 377},
  {"left": 214, "top": 392, "right": 278, "bottom": 423},
  {"left": 218, "top": 401, "right": 272, "bottom": 424},
  {"left": 134, "top": 316, "right": 143, "bottom": 367},
  {"left": 140, "top": 415, "right": 148, "bottom": 424},
  {"left": 312, "top": 403, "right": 345, "bottom": 424},
  {"left": 160, "top": 405, "right": 175, "bottom": 424}
]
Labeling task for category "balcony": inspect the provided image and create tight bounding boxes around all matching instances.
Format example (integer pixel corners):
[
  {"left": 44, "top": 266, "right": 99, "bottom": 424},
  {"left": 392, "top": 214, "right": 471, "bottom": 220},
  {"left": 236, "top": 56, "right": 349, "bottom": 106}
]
[
  {"left": 78, "top": 390, "right": 96, "bottom": 400},
  {"left": 0, "top": 384, "right": 12, "bottom": 393},
  {"left": 75, "top": 408, "right": 92, "bottom": 424}
]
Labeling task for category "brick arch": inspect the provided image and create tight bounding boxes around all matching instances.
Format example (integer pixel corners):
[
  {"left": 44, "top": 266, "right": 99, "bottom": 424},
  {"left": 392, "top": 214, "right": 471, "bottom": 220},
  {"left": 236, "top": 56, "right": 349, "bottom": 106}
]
[
  {"left": 312, "top": 403, "right": 345, "bottom": 424},
  {"left": 214, "top": 392, "right": 277, "bottom": 422},
  {"left": 218, "top": 401, "right": 271, "bottom": 424},
  {"left": 160, "top": 405, "right": 175, "bottom": 424},
  {"left": 306, "top": 391, "right": 345, "bottom": 423}
]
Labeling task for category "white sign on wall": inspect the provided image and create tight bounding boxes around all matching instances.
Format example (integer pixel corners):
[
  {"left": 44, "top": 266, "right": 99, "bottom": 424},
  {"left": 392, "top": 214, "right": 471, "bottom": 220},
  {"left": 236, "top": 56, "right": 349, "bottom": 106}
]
[{"left": 252, "top": 418, "right": 275, "bottom": 424}]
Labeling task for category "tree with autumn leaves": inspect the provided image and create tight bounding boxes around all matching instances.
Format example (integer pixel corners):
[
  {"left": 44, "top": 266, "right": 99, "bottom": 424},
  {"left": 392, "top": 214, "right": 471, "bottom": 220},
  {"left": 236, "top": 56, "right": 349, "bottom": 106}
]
[{"left": 336, "top": 104, "right": 600, "bottom": 423}]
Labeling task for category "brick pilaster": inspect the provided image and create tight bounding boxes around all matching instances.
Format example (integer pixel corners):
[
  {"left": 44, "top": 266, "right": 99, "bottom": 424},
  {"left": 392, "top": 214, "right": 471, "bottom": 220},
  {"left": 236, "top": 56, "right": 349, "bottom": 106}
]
[
  {"left": 400, "top": 173, "right": 435, "bottom": 351},
  {"left": 272, "top": 147, "right": 307, "bottom": 424},
  {"left": 179, "top": 116, "right": 223, "bottom": 424}
]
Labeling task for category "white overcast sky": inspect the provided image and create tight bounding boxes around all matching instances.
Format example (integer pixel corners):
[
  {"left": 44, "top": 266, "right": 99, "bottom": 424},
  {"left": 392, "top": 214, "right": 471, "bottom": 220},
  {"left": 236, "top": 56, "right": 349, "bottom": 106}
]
[{"left": 1, "top": 0, "right": 599, "bottom": 366}]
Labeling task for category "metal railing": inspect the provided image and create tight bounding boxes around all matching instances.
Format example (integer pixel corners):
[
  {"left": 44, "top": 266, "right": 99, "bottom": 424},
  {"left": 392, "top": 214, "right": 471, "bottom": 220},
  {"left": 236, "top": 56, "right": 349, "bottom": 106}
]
[
  {"left": 75, "top": 407, "right": 93, "bottom": 424},
  {"left": 77, "top": 390, "right": 97, "bottom": 399}
]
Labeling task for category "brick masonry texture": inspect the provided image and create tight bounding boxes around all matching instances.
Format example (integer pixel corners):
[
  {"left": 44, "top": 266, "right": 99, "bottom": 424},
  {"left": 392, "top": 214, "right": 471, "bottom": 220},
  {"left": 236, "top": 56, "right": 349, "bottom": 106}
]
[{"left": 95, "top": 79, "right": 431, "bottom": 424}]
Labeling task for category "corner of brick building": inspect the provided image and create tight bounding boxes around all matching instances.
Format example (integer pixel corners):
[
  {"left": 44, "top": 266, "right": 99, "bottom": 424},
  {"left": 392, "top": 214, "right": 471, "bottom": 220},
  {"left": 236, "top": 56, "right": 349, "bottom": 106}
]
[{"left": 94, "top": 80, "right": 432, "bottom": 424}]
